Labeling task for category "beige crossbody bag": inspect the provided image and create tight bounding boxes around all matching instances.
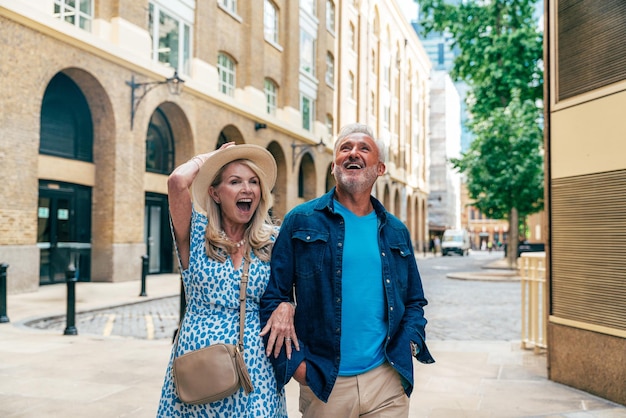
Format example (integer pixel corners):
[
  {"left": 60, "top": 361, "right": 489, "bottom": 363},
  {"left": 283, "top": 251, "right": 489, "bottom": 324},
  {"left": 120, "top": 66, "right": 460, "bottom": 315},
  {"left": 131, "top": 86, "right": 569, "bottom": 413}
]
[{"left": 172, "top": 257, "right": 254, "bottom": 404}]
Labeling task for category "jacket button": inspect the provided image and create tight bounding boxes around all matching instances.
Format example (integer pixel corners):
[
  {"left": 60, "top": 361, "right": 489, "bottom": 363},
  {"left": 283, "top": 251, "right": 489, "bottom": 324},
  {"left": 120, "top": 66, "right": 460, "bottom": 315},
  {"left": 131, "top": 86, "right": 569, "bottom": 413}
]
[
  {"left": 389, "top": 306, "right": 394, "bottom": 311},
  {"left": 307, "top": 236, "right": 311, "bottom": 240},
  {"left": 381, "top": 252, "right": 386, "bottom": 257},
  {"left": 338, "top": 242, "right": 343, "bottom": 247}
]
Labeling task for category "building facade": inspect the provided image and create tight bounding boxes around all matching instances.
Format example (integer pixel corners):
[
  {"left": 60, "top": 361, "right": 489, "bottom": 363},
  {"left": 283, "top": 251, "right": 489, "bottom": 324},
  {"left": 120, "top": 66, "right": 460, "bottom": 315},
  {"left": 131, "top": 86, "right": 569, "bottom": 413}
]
[
  {"left": 0, "top": 0, "right": 431, "bottom": 294},
  {"left": 546, "top": 0, "right": 626, "bottom": 405},
  {"left": 427, "top": 70, "right": 461, "bottom": 238}
]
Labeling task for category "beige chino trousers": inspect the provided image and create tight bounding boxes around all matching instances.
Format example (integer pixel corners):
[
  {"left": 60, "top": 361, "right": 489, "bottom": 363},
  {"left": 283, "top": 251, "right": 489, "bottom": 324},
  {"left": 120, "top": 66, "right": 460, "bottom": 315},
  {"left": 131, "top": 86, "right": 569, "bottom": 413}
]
[{"left": 299, "top": 362, "right": 410, "bottom": 418}]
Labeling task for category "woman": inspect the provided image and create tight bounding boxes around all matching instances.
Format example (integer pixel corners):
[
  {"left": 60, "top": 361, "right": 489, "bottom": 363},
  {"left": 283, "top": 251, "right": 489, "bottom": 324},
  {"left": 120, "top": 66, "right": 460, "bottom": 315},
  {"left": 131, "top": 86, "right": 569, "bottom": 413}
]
[{"left": 157, "top": 142, "right": 288, "bottom": 417}]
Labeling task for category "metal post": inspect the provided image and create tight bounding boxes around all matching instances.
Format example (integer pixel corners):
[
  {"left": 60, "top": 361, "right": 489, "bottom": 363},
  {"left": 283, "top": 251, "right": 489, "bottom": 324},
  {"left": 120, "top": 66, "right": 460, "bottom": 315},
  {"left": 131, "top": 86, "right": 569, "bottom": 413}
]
[
  {"left": 179, "top": 277, "right": 186, "bottom": 322},
  {"left": 173, "top": 277, "right": 187, "bottom": 343},
  {"left": 139, "top": 254, "right": 149, "bottom": 297},
  {"left": 0, "top": 263, "right": 9, "bottom": 323},
  {"left": 64, "top": 266, "right": 78, "bottom": 336}
]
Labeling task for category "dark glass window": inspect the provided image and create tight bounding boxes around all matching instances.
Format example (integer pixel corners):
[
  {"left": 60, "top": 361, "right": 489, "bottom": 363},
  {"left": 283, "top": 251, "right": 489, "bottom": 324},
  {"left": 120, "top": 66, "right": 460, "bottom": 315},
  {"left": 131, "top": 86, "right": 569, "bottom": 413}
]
[
  {"left": 40, "top": 73, "right": 93, "bottom": 161},
  {"left": 146, "top": 108, "right": 175, "bottom": 174}
]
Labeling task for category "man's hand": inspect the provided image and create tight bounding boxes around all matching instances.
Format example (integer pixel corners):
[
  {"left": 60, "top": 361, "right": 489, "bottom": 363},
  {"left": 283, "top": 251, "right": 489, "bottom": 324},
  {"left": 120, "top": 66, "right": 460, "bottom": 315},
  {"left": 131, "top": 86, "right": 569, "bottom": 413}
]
[{"left": 260, "top": 301, "right": 299, "bottom": 359}]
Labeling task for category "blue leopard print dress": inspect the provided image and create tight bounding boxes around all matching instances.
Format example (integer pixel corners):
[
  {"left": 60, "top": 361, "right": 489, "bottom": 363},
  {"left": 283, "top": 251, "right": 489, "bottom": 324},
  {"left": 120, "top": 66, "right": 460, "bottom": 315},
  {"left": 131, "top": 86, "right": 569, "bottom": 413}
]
[{"left": 156, "top": 208, "right": 287, "bottom": 417}]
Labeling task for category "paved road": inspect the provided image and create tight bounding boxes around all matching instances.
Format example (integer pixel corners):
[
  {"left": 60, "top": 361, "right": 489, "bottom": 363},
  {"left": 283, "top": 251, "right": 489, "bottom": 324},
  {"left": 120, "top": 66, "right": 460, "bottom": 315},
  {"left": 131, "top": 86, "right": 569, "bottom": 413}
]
[
  {"left": 26, "top": 251, "right": 517, "bottom": 342},
  {"left": 419, "top": 251, "right": 521, "bottom": 341}
]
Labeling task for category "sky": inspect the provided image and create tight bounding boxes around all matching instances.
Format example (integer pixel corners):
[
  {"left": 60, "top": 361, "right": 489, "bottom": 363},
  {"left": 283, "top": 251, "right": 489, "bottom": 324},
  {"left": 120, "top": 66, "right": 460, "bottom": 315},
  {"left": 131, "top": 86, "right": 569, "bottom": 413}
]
[{"left": 395, "top": 0, "right": 419, "bottom": 24}]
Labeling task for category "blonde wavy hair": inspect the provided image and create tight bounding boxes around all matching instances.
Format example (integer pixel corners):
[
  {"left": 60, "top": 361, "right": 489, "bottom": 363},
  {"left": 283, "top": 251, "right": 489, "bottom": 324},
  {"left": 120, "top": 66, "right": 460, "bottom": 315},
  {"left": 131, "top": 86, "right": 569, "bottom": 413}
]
[{"left": 201, "top": 159, "right": 277, "bottom": 263}]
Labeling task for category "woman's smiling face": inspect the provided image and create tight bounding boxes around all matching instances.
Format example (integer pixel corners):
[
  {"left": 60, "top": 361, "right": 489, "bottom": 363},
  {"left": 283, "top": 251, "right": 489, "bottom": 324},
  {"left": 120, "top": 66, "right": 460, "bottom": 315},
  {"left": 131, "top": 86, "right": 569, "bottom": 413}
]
[{"left": 209, "top": 161, "right": 261, "bottom": 228}]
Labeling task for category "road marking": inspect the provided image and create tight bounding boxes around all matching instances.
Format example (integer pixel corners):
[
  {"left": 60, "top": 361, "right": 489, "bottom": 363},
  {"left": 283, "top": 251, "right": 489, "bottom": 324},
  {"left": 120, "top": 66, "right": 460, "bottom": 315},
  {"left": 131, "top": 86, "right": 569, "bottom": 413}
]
[
  {"left": 145, "top": 314, "right": 155, "bottom": 340},
  {"left": 103, "top": 314, "right": 116, "bottom": 336}
]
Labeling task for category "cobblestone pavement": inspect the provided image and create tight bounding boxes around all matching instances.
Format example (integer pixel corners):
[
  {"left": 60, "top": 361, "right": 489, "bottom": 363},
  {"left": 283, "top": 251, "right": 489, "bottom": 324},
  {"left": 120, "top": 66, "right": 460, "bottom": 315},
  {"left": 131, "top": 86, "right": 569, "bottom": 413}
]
[
  {"left": 26, "top": 252, "right": 517, "bottom": 341},
  {"left": 419, "top": 252, "right": 521, "bottom": 341},
  {"left": 26, "top": 296, "right": 182, "bottom": 340}
]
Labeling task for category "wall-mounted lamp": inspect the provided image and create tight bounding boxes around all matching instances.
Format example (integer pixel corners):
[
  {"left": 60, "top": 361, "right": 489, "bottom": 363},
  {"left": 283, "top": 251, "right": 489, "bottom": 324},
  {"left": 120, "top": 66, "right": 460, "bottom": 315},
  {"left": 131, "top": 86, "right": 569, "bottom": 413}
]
[
  {"left": 254, "top": 122, "right": 268, "bottom": 131},
  {"left": 126, "top": 70, "right": 185, "bottom": 129},
  {"left": 291, "top": 138, "right": 325, "bottom": 170}
]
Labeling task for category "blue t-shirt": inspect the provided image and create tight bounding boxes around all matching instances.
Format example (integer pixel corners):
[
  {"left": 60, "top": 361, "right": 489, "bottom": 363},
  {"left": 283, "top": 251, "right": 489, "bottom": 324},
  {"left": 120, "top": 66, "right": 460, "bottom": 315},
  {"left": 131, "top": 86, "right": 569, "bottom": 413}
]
[{"left": 334, "top": 200, "right": 386, "bottom": 376}]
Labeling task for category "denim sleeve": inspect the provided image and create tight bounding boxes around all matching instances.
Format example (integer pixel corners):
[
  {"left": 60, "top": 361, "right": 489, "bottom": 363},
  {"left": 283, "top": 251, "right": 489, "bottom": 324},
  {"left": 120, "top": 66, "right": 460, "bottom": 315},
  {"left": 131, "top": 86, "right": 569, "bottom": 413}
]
[
  {"left": 403, "top": 236, "right": 435, "bottom": 364},
  {"left": 260, "top": 214, "right": 306, "bottom": 388}
]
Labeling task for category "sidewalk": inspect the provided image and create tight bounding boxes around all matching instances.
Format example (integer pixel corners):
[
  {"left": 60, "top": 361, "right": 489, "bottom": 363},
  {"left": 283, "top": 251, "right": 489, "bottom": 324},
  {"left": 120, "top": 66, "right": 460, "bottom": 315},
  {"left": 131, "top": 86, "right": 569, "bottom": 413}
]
[{"left": 1, "top": 274, "right": 625, "bottom": 417}]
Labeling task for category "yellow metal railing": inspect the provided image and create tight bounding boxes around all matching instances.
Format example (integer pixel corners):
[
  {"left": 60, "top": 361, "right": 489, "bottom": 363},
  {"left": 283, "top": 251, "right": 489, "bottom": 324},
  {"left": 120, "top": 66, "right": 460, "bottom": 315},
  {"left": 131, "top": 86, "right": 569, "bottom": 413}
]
[{"left": 518, "top": 252, "right": 547, "bottom": 353}]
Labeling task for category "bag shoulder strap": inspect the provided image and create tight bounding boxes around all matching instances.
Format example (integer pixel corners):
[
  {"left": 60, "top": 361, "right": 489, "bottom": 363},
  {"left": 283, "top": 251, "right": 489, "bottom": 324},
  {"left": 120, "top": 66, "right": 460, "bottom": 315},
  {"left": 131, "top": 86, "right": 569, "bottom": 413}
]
[
  {"left": 174, "top": 255, "right": 251, "bottom": 354},
  {"left": 237, "top": 256, "right": 250, "bottom": 350}
]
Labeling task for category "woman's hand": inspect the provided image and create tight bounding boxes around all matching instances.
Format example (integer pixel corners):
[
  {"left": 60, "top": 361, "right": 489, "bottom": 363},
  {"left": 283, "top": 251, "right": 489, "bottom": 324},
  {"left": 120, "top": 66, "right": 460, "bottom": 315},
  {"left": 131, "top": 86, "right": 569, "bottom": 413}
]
[
  {"left": 260, "top": 301, "right": 299, "bottom": 359},
  {"left": 191, "top": 142, "right": 235, "bottom": 169}
]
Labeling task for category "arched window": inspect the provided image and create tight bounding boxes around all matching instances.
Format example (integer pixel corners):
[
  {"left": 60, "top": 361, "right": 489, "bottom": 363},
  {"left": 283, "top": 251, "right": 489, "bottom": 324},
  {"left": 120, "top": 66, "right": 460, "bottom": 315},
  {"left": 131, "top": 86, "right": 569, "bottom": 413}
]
[
  {"left": 40, "top": 73, "right": 93, "bottom": 162},
  {"left": 145, "top": 108, "right": 175, "bottom": 174},
  {"left": 218, "top": 52, "right": 236, "bottom": 96},
  {"left": 264, "top": 78, "right": 278, "bottom": 115}
]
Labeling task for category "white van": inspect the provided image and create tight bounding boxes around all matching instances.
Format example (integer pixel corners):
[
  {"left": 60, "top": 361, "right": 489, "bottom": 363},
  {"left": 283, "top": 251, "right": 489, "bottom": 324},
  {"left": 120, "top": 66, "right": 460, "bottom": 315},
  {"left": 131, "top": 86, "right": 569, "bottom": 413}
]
[{"left": 441, "top": 229, "right": 470, "bottom": 256}]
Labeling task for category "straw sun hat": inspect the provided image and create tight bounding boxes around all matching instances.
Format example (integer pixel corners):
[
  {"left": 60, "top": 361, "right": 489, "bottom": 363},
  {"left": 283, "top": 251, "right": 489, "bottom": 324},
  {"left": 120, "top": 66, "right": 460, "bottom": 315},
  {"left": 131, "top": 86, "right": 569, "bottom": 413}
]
[{"left": 191, "top": 144, "right": 277, "bottom": 214}]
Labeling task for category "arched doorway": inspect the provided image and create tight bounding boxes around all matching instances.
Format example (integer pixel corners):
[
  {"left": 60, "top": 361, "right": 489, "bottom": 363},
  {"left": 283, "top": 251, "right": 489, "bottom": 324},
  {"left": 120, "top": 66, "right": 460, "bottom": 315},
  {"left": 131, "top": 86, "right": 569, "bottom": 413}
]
[
  {"left": 144, "top": 107, "right": 175, "bottom": 274},
  {"left": 38, "top": 73, "right": 93, "bottom": 284}
]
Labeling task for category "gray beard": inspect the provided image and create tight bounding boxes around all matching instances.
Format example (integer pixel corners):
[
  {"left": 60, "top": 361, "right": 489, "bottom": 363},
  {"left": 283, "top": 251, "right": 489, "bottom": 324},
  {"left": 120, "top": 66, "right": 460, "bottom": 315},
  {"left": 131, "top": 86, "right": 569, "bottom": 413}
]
[{"left": 334, "top": 165, "right": 378, "bottom": 194}]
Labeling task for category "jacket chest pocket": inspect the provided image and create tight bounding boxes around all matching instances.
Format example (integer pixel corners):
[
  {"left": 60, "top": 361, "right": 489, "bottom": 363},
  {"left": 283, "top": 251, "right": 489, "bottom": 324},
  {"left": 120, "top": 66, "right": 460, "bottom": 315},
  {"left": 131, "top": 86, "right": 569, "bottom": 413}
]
[
  {"left": 292, "top": 229, "right": 329, "bottom": 280},
  {"left": 389, "top": 243, "right": 411, "bottom": 292}
]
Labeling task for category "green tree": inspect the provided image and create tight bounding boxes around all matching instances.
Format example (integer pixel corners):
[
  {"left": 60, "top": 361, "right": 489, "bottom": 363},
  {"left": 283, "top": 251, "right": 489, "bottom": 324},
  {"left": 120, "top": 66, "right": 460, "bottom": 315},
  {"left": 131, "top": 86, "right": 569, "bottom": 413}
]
[{"left": 418, "top": 0, "right": 544, "bottom": 265}]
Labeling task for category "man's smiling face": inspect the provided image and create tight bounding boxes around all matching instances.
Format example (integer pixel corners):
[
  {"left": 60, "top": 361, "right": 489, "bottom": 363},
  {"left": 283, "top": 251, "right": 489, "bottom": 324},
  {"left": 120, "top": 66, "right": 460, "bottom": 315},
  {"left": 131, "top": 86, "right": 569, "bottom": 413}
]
[{"left": 331, "top": 133, "right": 385, "bottom": 194}]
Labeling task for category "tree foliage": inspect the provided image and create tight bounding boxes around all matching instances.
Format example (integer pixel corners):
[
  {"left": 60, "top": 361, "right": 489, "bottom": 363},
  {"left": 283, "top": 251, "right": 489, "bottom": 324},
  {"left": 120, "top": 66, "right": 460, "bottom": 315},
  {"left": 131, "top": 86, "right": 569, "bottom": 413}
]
[
  {"left": 418, "top": 0, "right": 545, "bottom": 232},
  {"left": 451, "top": 92, "right": 544, "bottom": 220}
]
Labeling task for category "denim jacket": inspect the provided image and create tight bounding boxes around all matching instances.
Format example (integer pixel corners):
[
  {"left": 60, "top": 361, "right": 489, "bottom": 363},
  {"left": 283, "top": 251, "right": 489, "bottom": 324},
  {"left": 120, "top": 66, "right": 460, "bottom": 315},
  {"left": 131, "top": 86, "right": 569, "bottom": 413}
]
[{"left": 260, "top": 189, "right": 434, "bottom": 403}]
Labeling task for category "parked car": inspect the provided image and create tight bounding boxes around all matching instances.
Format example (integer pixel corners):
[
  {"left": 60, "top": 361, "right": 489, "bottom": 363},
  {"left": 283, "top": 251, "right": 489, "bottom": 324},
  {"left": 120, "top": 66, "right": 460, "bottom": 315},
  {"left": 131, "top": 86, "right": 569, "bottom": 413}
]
[
  {"left": 441, "top": 229, "right": 470, "bottom": 256},
  {"left": 517, "top": 241, "right": 545, "bottom": 257}
]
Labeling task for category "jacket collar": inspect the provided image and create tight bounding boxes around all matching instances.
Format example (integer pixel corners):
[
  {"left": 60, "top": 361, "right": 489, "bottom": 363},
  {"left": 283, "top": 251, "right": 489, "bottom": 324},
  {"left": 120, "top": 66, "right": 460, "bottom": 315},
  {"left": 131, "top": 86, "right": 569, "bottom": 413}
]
[{"left": 315, "top": 187, "right": 388, "bottom": 224}]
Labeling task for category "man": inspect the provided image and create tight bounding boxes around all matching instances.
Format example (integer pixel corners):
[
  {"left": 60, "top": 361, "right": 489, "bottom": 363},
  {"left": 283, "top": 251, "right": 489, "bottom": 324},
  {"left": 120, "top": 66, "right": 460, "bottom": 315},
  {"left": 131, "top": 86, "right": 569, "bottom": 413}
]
[{"left": 260, "top": 123, "right": 434, "bottom": 417}]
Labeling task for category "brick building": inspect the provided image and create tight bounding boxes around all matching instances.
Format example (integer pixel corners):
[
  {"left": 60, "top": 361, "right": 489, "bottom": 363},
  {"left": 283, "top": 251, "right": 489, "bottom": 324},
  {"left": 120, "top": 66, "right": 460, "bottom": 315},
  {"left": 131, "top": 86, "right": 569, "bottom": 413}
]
[{"left": 0, "top": 0, "right": 431, "bottom": 294}]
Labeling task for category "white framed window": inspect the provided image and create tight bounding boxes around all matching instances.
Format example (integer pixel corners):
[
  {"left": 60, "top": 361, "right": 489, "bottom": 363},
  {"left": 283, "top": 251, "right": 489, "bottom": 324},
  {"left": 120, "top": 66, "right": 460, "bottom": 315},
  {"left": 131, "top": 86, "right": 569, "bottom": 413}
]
[
  {"left": 300, "top": 30, "right": 316, "bottom": 76},
  {"left": 348, "top": 21, "right": 355, "bottom": 51},
  {"left": 149, "top": 2, "right": 192, "bottom": 75},
  {"left": 326, "top": 0, "right": 335, "bottom": 33},
  {"left": 301, "top": 94, "right": 315, "bottom": 131},
  {"left": 325, "top": 52, "right": 335, "bottom": 86},
  {"left": 219, "top": 0, "right": 237, "bottom": 14},
  {"left": 370, "top": 91, "right": 376, "bottom": 115},
  {"left": 383, "top": 105, "right": 390, "bottom": 128},
  {"left": 264, "top": 78, "right": 278, "bottom": 115},
  {"left": 264, "top": 0, "right": 279, "bottom": 44},
  {"left": 348, "top": 71, "right": 355, "bottom": 99},
  {"left": 371, "top": 49, "right": 376, "bottom": 74},
  {"left": 218, "top": 53, "right": 236, "bottom": 96},
  {"left": 326, "top": 114, "right": 334, "bottom": 137},
  {"left": 54, "top": 0, "right": 93, "bottom": 31},
  {"left": 300, "top": 0, "right": 316, "bottom": 16}
]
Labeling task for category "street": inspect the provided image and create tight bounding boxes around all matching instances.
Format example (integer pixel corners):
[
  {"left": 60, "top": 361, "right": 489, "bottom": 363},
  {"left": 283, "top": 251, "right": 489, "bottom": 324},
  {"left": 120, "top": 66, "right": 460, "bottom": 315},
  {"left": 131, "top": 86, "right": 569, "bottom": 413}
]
[
  {"left": 419, "top": 250, "right": 521, "bottom": 341},
  {"left": 26, "top": 251, "right": 520, "bottom": 343}
]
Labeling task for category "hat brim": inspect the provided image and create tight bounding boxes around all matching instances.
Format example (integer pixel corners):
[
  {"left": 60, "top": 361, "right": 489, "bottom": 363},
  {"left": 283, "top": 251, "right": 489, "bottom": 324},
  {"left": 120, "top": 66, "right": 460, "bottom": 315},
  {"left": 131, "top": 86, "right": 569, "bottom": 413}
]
[{"left": 191, "top": 144, "right": 277, "bottom": 214}]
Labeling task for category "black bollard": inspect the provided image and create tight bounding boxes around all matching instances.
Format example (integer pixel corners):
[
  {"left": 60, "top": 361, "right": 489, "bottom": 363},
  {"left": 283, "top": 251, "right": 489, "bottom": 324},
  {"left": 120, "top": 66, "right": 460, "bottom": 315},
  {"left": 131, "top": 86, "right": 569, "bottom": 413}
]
[
  {"left": 139, "top": 254, "right": 149, "bottom": 297},
  {"left": 179, "top": 278, "right": 186, "bottom": 322},
  {"left": 173, "top": 277, "right": 187, "bottom": 343},
  {"left": 63, "top": 266, "right": 78, "bottom": 335},
  {"left": 0, "top": 263, "right": 9, "bottom": 323}
]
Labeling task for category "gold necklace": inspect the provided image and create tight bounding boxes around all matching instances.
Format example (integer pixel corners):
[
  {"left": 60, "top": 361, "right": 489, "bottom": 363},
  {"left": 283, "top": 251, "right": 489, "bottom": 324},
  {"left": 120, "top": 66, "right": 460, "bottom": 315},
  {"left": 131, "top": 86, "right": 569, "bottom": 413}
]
[{"left": 220, "top": 230, "right": 246, "bottom": 248}]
